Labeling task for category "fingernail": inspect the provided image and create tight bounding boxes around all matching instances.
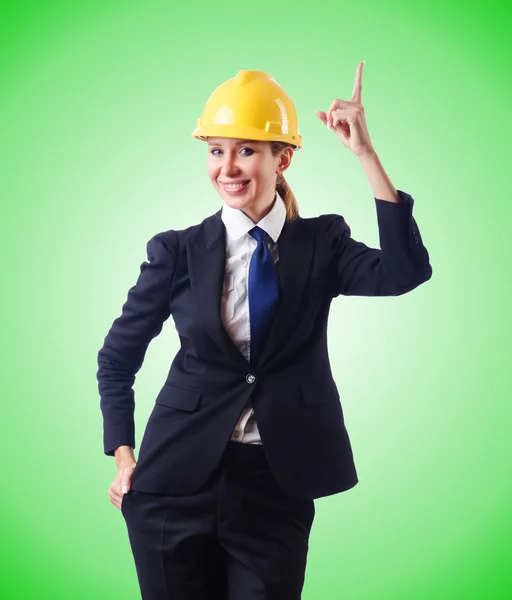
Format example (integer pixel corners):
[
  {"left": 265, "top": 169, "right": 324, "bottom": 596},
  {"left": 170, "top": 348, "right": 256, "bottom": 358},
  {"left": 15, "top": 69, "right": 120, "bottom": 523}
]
[{"left": 122, "top": 485, "right": 128, "bottom": 494}]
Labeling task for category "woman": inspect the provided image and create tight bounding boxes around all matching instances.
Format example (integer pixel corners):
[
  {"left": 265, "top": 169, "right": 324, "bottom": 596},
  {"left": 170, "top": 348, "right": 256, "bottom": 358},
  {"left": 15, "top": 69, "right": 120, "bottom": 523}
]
[{"left": 97, "top": 65, "right": 432, "bottom": 599}]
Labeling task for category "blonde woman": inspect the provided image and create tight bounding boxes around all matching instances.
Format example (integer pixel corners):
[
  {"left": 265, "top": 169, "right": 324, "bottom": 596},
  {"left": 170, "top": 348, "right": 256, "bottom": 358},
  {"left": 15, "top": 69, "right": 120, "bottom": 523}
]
[{"left": 97, "top": 64, "right": 432, "bottom": 599}]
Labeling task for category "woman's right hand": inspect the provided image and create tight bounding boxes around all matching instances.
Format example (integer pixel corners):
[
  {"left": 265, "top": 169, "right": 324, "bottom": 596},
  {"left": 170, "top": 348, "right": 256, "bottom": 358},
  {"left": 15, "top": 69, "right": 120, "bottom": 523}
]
[{"left": 109, "top": 446, "right": 137, "bottom": 510}]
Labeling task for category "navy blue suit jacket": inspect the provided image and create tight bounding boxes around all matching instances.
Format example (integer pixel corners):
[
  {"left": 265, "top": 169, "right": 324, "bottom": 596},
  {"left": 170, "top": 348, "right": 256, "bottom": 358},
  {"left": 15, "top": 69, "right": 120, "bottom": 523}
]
[{"left": 97, "top": 189, "right": 432, "bottom": 499}]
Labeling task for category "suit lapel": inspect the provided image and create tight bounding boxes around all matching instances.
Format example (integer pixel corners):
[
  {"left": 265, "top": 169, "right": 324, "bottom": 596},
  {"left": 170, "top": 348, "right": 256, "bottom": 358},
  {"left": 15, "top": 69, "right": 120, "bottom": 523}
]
[
  {"left": 256, "top": 216, "right": 314, "bottom": 369},
  {"left": 187, "top": 208, "right": 315, "bottom": 372}
]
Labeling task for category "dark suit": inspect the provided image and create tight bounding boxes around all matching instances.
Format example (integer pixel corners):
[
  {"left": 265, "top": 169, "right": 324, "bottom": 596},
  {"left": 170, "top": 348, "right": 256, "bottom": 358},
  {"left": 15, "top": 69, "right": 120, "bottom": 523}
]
[{"left": 97, "top": 189, "right": 432, "bottom": 598}]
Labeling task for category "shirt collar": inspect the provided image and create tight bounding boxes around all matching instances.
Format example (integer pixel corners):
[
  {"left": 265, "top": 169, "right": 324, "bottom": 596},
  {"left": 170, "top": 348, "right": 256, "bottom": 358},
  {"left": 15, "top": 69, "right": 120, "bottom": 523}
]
[{"left": 220, "top": 189, "right": 287, "bottom": 243}]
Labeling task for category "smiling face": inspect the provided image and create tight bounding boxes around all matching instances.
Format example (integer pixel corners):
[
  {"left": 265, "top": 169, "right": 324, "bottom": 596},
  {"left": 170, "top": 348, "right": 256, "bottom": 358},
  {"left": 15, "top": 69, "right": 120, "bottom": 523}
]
[{"left": 206, "top": 137, "right": 292, "bottom": 223}]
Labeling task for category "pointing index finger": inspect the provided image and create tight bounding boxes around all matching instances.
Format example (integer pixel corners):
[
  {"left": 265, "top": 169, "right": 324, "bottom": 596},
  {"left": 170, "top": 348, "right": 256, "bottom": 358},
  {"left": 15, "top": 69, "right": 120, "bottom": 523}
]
[{"left": 351, "top": 61, "right": 364, "bottom": 103}]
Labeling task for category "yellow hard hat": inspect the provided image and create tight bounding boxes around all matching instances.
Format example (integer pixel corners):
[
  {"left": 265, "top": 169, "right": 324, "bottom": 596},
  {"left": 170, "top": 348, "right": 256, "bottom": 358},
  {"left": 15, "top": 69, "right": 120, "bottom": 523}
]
[{"left": 192, "top": 70, "right": 302, "bottom": 150}]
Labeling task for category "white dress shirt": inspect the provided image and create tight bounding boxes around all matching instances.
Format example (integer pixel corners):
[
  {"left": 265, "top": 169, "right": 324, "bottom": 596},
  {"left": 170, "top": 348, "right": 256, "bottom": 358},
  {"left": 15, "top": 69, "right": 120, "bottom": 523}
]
[{"left": 220, "top": 190, "right": 286, "bottom": 444}]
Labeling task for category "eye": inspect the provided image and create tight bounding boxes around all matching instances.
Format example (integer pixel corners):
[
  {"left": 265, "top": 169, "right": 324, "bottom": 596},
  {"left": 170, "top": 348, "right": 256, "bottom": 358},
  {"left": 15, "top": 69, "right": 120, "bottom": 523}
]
[{"left": 209, "top": 147, "right": 254, "bottom": 156}]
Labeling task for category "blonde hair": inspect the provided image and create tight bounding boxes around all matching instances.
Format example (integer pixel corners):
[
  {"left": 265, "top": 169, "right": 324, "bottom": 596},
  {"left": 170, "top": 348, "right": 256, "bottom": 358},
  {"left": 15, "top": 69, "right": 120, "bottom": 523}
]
[{"left": 269, "top": 141, "right": 300, "bottom": 221}]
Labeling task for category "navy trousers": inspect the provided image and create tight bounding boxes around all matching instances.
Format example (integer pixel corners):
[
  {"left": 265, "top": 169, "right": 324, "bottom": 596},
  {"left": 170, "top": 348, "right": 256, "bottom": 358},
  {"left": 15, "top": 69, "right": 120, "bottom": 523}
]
[{"left": 121, "top": 440, "right": 316, "bottom": 599}]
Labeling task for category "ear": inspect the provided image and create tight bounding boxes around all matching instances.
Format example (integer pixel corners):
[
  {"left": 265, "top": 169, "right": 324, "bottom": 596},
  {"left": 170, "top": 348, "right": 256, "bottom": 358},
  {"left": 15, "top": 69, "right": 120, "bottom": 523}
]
[{"left": 276, "top": 146, "right": 293, "bottom": 174}]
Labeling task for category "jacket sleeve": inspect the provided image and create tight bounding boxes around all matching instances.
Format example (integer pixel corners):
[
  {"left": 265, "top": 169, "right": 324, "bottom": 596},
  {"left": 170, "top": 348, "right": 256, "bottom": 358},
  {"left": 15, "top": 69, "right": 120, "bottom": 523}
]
[
  {"left": 323, "top": 189, "right": 432, "bottom": 297},
  {"left": 97, "top": 233, "right": 176, "bottom": 456}
]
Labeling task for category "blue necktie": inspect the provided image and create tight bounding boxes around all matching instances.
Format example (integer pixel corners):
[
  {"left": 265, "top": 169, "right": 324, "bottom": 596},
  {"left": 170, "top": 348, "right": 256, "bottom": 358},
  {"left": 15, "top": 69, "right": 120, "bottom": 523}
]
[{"left": 248, "top": 226, "right": 280, "bottom": 365}]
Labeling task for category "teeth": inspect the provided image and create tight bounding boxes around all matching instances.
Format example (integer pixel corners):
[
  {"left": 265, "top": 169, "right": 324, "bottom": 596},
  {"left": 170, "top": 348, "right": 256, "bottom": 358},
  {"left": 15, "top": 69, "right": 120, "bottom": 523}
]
[{"left": 224, "top": 182, "right": 248, "bottom": 189}]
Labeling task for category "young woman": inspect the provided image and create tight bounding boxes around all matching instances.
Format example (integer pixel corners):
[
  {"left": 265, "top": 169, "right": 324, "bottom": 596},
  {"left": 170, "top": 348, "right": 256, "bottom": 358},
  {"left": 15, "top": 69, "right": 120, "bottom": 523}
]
[{"left": 97, "top": 64, "right": 432, "bottom": 599}]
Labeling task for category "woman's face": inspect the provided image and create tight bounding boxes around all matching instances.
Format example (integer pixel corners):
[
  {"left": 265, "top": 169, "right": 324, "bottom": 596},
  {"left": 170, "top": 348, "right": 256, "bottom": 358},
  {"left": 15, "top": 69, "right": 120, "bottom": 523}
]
[{"left": 206, "top": 137, "right": 292, "bottom": 222}]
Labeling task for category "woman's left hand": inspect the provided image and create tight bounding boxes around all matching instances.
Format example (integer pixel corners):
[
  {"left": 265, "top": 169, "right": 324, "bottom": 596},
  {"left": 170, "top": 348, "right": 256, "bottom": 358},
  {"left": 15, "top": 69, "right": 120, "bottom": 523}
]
[{"left": 316, "top": 62, "right": 375, "bottom": 157}]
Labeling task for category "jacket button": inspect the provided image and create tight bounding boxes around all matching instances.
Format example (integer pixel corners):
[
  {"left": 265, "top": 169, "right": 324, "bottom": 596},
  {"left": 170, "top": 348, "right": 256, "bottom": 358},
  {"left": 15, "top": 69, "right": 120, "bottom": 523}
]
[{"left": 246, "top": 374, "right": 256, "bottom": 384}]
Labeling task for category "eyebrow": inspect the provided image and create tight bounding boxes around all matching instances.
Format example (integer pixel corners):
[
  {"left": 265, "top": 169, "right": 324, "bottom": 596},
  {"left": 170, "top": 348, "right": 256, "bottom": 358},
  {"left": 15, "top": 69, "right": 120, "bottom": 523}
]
[{"left": 207, "top": 139, "right": 259, "bottom": 146}]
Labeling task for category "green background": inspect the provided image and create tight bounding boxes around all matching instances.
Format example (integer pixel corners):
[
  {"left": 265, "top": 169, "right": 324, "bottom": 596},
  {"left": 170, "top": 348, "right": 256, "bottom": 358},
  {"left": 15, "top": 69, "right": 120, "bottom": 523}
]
[{"left": 1, "top": 1, "right": 510, "bottom": 598}]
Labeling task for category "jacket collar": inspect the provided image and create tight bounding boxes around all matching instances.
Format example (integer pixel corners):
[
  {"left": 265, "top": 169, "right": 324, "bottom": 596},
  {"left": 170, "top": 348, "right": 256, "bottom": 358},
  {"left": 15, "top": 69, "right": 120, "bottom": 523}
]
[{"left": 186, "top": 198, "right": 315, "bottom": 372}]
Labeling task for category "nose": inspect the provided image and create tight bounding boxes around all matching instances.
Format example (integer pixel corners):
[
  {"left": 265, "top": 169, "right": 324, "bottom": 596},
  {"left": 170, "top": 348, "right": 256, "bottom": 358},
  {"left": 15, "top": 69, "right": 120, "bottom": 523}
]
[{"left": 220, "top": 152, "right": 242, "bottom": 178}]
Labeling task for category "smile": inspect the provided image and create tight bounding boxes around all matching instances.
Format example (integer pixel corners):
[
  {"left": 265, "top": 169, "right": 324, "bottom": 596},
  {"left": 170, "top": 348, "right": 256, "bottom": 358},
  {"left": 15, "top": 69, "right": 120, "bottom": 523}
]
[{"left": 221, "top": 181, "right": 250, "bottom": 193}]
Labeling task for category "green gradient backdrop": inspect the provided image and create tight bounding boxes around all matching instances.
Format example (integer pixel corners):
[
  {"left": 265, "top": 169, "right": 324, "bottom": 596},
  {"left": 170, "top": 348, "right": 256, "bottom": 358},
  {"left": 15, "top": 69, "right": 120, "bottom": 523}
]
[{"left": 1, "top": 1, "right": 510, "bottom": 598}]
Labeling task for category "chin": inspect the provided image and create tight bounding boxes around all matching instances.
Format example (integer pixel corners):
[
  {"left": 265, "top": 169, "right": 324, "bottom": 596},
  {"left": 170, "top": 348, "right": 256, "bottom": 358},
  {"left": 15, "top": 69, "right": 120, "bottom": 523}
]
[
  {"left": 226, "top": 199, "right": 251, "bottom": 209},
  {"left": 222, "top": 193, "right": 251, "bottom": 206}
]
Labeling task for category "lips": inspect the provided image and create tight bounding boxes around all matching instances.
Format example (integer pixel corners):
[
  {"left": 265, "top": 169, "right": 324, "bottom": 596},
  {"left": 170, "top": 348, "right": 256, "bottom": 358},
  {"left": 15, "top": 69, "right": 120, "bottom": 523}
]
[{"left": 221, "top": 180, "right": 250, "bottom": 193}]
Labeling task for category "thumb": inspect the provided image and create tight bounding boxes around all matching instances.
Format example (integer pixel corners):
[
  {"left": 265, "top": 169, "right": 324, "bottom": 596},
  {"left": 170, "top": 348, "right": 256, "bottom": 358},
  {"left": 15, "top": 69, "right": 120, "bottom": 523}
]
[
  {"left": 315, "top": 111, "right": 327, "bottom": 126},
  {"left": 121, "top": 479, "right": 130, "bottom": 495}
]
